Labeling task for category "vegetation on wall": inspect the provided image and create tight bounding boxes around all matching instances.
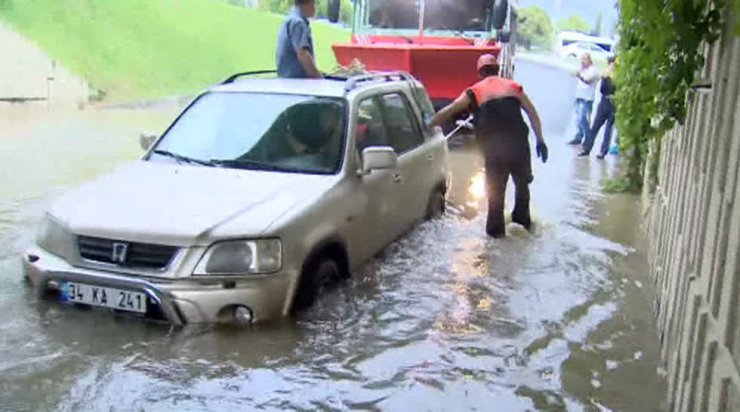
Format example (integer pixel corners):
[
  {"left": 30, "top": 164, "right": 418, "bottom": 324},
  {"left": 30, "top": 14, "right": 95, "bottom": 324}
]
[{"left": 613, "top": 0, "right": 724, "bottom": 191}]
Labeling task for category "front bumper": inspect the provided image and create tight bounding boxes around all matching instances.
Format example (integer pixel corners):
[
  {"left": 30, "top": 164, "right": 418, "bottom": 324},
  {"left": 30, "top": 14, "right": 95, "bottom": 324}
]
[{"left": 22, "top": 247, "right": 294, "bottom": 325}]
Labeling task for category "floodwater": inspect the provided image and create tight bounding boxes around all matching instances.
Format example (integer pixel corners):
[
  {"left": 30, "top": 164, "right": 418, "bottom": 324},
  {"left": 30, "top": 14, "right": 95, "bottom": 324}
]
[{"left": 0, "top": 61, "right": 666, "bottom": 411}]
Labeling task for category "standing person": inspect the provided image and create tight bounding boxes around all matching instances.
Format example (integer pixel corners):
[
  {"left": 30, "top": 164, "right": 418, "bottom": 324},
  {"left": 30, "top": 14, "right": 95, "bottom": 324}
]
[
  {"left": 579, "top": 56, "right": 617, "bottom": 158},
  {"left": 430, "top": 54, "right": 548, "bottom": 238},
  {"left": 567, "top": 53, "right": 600, "bottom": 145},
  {"left": 276, "top": 0, "right": 322, "bottom": 79}
]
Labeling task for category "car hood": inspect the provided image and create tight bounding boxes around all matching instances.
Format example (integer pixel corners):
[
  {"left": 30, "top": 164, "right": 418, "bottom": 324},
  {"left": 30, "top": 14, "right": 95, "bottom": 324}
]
[{"left": 49, "top": 161, "right": 337, "bottom": 246}]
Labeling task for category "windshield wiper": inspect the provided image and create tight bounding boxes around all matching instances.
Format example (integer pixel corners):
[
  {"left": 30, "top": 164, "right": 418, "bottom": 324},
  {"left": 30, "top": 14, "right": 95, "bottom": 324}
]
[
  {"left": 209, "top": 158, "right": 290, "bottom": 172},
  {"left": 152, "top": 150, "right": 212, "bottom": 167}
]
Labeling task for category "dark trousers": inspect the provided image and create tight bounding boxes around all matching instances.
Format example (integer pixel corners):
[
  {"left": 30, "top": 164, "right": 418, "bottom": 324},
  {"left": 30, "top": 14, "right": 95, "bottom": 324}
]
[
  {"left": 485, "top": 159, "right": 532, "bottom": 238},
  {"left": 583, "top": 101, "right": 615, "bottom": 155}
]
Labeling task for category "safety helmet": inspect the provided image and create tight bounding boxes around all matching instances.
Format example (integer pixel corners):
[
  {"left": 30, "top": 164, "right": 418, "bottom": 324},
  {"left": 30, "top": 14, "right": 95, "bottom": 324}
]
[{"left": 477, "top": 54, "right": 499, "bottom": 72}]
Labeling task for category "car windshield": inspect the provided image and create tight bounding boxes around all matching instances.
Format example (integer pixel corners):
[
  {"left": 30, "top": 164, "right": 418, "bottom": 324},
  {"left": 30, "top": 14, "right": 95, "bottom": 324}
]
[{"left": 149, "top": 93, "right": 347, "bottom": 175}]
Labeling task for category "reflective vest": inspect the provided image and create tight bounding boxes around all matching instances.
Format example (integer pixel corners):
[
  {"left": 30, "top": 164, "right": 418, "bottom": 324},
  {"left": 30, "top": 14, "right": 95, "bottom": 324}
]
[{"left": 467, "top": 76, "right": 530, "bottom": 163}]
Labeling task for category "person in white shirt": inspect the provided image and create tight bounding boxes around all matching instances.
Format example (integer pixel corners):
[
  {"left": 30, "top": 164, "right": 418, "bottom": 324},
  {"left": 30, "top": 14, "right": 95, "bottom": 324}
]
[{"left": 568, "top": 53, "right": 600, "bottom": 146}]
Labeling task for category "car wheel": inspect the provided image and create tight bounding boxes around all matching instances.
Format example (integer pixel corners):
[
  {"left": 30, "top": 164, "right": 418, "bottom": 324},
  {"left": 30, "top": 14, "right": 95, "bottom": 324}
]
[
  {"left": 293, "top": 258, "right": 340, "bottom": 311},
  {"left": 426, "top": 189, "right": 446, "bottom": 220}
]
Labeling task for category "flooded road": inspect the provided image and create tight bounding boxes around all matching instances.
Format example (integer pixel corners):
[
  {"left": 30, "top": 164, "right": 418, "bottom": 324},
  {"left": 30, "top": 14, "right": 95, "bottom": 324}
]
[{"left": 0, "top": 61, "right": 665, "bottom": 411}]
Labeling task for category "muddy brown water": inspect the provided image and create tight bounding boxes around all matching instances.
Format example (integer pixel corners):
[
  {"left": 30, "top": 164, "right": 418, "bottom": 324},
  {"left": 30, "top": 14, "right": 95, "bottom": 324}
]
[{"left": 0, "top": 61, "right": 666, "bottom": 411}]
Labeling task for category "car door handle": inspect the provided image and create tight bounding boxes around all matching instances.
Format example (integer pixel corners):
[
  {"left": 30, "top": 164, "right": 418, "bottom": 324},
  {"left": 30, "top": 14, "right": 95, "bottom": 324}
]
[{"left": 393, "top": 174, "right": 402, "bottom": 183}]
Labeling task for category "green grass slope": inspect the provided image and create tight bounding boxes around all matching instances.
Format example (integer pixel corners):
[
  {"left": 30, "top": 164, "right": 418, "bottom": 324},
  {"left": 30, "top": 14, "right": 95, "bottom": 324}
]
[{"left": 0, "top": 0, "right": 350, "bottom": 100}]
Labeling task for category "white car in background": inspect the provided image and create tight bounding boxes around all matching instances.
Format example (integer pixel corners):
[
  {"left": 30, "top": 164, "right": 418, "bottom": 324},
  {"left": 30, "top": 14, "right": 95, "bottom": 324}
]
[{"left": 560, "top": 41, "right": 613, "bottom": 61}]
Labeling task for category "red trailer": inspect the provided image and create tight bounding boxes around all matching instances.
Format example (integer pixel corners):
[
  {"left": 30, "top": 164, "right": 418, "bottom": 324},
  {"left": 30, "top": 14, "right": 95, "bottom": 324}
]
[{"left": 329, "top": 0, "right": 518, "bottom": 110}]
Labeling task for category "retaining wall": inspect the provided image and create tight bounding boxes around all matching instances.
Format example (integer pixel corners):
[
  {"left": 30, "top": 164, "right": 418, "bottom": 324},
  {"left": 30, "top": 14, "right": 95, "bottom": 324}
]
[
  {"left": 644, "top": 4, "right": 740, "bottom": 411},
  {"left": 0, "top": 20, "right": 89, "bottom": 108}
]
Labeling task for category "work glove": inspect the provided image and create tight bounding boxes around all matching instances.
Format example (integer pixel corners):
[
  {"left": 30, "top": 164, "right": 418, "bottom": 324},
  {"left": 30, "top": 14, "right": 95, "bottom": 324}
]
[{"left": 536, "top": 141, "right": 549, "bottom": 164}]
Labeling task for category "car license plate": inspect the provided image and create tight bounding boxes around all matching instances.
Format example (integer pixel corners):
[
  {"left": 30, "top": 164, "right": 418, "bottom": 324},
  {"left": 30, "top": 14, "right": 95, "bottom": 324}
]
[{"left": 60, "top": 282, "right": 147, "bottom": 314}]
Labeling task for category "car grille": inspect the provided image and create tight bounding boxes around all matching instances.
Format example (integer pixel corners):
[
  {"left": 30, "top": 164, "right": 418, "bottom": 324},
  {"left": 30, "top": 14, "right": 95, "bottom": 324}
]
[{"left": 77, "top": 236, "right": 178, "bottom": 270}]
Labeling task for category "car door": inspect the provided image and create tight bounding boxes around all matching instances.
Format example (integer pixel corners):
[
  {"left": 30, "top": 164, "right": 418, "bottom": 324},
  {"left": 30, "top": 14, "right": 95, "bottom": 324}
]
[
  {"left": 410, "top": 84, "right": 448, "bottom": 207},
  {"left": 345, "top": 95, "right": 399, "bottom": 263},
  {"left": 377, "top": 91, "right": 430, "bottom": 234}
]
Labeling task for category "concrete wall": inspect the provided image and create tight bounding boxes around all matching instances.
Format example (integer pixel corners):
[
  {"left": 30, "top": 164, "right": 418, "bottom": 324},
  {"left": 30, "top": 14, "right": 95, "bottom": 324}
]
[
  {"left": 0, "top": 20, "right": 89, "bottom": 108},
  {"left": 644, "top": 3, "right": 740, "bottom": 411}
]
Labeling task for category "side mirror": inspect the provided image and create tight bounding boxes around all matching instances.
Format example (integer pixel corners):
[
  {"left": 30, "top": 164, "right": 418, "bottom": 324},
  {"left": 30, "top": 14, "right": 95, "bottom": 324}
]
[
  {"left": 139, "top": 132, "right": 157, "bottom": 151},
  {"left": 361, "top": 147, "right": 397, "bottom": 174},
  {"left": 327, "top": 0, "right": 341, "bottom": 23},
  {"left": 497, "top": 30, "right": 512, "bottom": 44},
  {"left": 491, "top": 0, "right": 509, "bottom": 30}
]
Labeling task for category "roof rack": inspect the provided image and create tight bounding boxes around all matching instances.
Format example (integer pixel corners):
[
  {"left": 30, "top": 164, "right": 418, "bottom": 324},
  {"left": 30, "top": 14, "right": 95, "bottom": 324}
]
[
  {"left": 220, "top": 70, "right": 277, "bottom": 85},
  {"left": 342, "top": 71, "right": 418, "bottom": 92}
]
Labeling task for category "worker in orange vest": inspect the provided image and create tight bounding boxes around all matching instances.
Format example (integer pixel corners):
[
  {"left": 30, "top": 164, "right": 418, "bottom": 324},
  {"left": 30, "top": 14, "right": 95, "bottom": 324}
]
[{"left": 430, "top": 54, "right": 548, "bottom": 238}]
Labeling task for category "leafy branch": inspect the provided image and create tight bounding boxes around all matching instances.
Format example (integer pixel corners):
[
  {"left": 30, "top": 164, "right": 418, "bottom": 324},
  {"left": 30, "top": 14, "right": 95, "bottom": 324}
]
[{"left": 613, "top": 0, "right": 724, "bottom": 191}]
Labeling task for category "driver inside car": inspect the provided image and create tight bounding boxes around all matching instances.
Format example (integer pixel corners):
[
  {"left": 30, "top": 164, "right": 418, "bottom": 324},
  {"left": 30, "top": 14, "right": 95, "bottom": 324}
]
[{"left": 282, "top": 101, "right": 343, "bottom": 171}]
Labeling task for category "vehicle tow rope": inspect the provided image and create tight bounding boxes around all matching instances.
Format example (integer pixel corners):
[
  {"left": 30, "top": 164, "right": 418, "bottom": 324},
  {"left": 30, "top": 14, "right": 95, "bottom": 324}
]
[{"left": 444, "top": 115, "right": 474, "bottom": 140}]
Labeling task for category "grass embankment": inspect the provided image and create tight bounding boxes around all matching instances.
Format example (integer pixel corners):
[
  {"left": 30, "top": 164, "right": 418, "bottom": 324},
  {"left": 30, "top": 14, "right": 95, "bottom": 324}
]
[{"left": 0, "top": 0, "right": 350, "bottom": 101}]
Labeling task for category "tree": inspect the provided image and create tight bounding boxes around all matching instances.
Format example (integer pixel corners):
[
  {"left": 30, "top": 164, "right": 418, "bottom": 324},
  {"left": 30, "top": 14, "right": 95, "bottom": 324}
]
[
  {"left": 593, "top": 12, "right": 603, "bottom": 36},
  {"left": 557, "top": 15, "right": 590, "bottom": 33},
  {"left": 259, "top": 0, "right": 353, "bottom": 25},
  {"left": 517, "top": 6, "right": 554, "bottom": 50}
]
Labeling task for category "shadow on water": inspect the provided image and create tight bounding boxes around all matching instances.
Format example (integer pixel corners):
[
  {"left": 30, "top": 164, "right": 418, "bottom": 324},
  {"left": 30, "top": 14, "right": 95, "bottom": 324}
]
[{"left": 0, "top": 61, "right": 665, "bottom": 411}]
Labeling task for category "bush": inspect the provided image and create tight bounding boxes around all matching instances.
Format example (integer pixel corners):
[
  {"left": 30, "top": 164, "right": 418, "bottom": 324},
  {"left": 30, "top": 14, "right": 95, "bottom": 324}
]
[{"left": 517, "top": 6, "right": 553, "bottom": 50}]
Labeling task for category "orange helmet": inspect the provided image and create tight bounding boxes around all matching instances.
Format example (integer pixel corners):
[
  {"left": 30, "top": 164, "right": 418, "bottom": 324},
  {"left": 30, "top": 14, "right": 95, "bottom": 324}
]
[{"left": 477, "top": 54, "right": 499, "bottom": 72}]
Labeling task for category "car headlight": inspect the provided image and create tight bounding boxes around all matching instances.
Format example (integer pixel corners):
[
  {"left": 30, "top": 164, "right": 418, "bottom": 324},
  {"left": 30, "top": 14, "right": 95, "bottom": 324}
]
[
  {"left": 36, "top": 215, "right": 76, "bottom": 259},
  {"left": 193, "top": 239, "right": 282, "bottom": 275}
]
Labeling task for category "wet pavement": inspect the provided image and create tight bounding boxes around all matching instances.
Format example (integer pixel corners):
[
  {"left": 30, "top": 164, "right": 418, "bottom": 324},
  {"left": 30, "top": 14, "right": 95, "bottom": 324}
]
[{"left": 0, "top": 61, "right": 666, "bottom": 411}]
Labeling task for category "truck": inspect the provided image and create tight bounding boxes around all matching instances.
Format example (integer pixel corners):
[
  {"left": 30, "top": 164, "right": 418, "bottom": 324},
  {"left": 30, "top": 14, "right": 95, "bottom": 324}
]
[{"left": 328, "top": 0, "right": 518, "bottom": 116}]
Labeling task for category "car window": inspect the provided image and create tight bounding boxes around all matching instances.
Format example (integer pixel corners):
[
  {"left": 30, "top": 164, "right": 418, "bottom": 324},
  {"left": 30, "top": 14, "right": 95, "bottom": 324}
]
[
  {"left": 151, "top": 92, "right": 346, "bottom": 175},
  {"left": 379, "top": 93, "right": 423, "bottom": 155},
  {"left": 355, "top": 96, "right": 389, "bottom": 153},
  {"left": 413, "top": 86, "right": 436, "bottom": 126}
]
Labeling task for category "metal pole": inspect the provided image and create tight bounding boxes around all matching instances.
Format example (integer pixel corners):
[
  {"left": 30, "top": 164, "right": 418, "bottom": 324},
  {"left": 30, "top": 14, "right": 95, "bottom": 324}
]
[{"left": 418, "top": 0, "right": 426, "bottom": 38}]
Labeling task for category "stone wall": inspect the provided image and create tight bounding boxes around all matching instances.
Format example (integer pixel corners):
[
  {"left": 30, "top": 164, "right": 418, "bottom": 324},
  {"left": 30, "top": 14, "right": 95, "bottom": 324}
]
[
  {"left": 0, "top": 20, "right": 89, "bottom": 108},
  {"left": 644, "top": 3, "right": 740, "bottom": 411}
]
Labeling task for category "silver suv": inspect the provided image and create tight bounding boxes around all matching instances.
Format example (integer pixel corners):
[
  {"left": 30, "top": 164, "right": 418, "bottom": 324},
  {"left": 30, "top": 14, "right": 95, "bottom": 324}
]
[{"left": 22, "top": 72, "right": 450, "bottom": 325}]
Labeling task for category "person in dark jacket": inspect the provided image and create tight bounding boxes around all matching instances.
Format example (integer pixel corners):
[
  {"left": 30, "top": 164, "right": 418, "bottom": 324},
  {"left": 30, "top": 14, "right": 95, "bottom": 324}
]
[
  {"left": 430, "top": 54, "right": 548, "bottom": 238},
  {"left": 579, "top": 56, "right": 617, "bottom": 158}
]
